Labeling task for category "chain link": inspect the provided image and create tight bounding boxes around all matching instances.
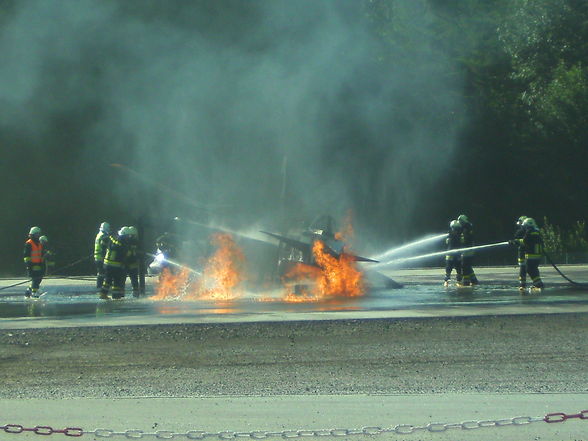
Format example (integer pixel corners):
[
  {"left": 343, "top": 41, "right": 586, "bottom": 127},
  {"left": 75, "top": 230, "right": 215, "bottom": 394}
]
[{"left": 1, "top": 410, "right": 586, "bottom": 438}]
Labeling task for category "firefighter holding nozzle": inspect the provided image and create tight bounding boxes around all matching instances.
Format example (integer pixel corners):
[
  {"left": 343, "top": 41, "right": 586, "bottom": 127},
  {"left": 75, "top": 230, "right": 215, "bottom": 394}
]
[
  {"left": 444, "top": 220, "right": 463, "bottom": 286},
  {"left": 23, "top": 226, "right": 45, "bottom": 298},
  {"left": 509, "top": 217, "right": 544, "bottom": 290},
  {"left": 457, "top": 214, "right": 479, "bottom": 286}
]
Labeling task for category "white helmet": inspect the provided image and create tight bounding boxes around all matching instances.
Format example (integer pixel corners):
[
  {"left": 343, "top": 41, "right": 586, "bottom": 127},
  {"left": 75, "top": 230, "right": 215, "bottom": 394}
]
[
  {"left": 449, "top": 220, "right": 460, "bottom": 230},
  {"left": 29, "top": 226, "right": 42, "bottom": 236},
  {"left": 516, "top": 215, "right": 528, "bottom": 226},
  {"left": 457, "top": 214, "right": 469, "bottom": 225},
  {"left": 39, "top": 235, "right": 49, "bottom": 244},
  {"left": 522, "top": 217, "right": 537, "bottom": 229},
  {"left": 100, "top": 222, "right": 110, "bottom": 233},
  {"left": 118, "top": 226, "right": 130, "bottom": 236},
  {"left": 127, "top": 226, "right": 138, "bottom": 237}
]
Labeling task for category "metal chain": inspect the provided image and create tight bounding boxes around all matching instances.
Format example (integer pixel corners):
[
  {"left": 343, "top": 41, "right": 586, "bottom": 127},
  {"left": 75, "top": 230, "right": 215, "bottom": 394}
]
[{"left": 1, "top": 410, "right": 586, "bottom": 438}]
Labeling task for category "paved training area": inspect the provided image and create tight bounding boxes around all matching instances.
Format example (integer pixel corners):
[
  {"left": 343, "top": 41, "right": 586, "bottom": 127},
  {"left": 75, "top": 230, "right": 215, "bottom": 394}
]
[
  {"left": 0, "top": 265, "right": 586, "bottom": 441},
  {"left": 1, "top": 265, "right": 588, "bottom": 328}
]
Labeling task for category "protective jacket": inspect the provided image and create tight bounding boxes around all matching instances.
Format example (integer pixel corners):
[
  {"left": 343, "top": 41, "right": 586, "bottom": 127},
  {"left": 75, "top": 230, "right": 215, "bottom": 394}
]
[
  {"left": 104, "top": 236, "right": 128, "bottom": 268},
  {"left": 446, "top": 228, "right": 462, "bottom": 252},
  {"left": 94, "top": 231, "right": 111, "bottom": 262},
  {"left": 515, "top": 228, "right": 543, "bottom": 260},
  {"left": 126, "top": 238, "right": 139, "bottom": 271},
  {"left": 24, "top": 239, "right": 44, "bottom": 269},
  {"left": 460, "top": 222, "right": 474, "bottom": 256},
  {"left": 514, "top": 224, "right": 527, "bottom": 262}
]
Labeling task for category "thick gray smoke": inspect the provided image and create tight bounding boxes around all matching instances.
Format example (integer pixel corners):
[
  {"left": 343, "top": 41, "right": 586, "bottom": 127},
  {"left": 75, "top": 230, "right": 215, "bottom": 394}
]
[{"left": 0, "top": 0, "right": 463, "bottom": 272}]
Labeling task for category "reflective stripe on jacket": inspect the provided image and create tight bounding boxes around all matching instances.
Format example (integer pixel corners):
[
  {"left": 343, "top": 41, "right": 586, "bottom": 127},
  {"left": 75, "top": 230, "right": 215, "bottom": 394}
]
[
  {"left": 94, "top": 231, "right": 110, "bottom": 262},
  {"left": 104, "top": 237, "right": 126, "bottom": 268},
  {"left": 24, "top": 239, "right": 44, "bottom": 264}
]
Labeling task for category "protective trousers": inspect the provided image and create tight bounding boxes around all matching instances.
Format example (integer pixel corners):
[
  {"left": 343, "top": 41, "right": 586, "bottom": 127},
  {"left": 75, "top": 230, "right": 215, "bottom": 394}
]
[
  {"left": 526, "top": 258, "right": 544, "bottom": 288},
  {"left": 96, "top": 261, "right": 105, "bottom": 289},
  {"left": 518, "top": 248, "right": 526, "bottom": 287},
  {"left": 127, "top": 268, "right": 140, "bottom": 297},
  {"left": 26, "top": 268, "right": 44, "bottom": 297},
  {"left": 101, "top": 266, "right": 126, "bottom": 299},
  {"left": 460, "top": 255, "right": 478, "bottom": 285},
  {"left": 444, "top": 255, "right": 462, "bottom": 282}
]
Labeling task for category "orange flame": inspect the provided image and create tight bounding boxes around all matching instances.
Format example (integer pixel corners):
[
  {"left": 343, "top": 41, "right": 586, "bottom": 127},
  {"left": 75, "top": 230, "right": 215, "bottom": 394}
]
[
  {"left": 186, "top": 233, "right": 246, "bottom": 301},
  {"left": 282, "top": 238, "right": 365, "bottom": 302},
  {"left": 152, "top": 267, "right": 191, "bottom": 300},
  {"left": 150, "top": 233, "right": 246, "bottom": 303}
]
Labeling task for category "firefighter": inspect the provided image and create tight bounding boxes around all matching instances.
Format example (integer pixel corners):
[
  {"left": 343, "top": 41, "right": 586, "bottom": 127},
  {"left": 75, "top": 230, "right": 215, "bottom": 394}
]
[
  {"left": 444, "top": 220, "right": 463, "bottom": 286},
  {"left": 94, "top": 222, "right": 111, "bottom": 289},
  {"left": 125, "top": 225, "right": 141, "bottom": 297},
  {"left": 152, "top": 232, "right": 178, "bottom": 275},
  {"left": 457, "top": 214, "right": 479, "bottom": 286},
  {"left": 99, "top": 226, "right": 131, "bottom": 300},
  {"left": 513, "top": 216, "right": 528, "bottom": 290},
  {"left": 510, "top": 217, "right": 544, "bottom": 290},
  {"left": 39, "top": 235, "right": 55, "bottom": 275},
  {"left": 23, "top": 226, "right": 44, "bottom": 298}
]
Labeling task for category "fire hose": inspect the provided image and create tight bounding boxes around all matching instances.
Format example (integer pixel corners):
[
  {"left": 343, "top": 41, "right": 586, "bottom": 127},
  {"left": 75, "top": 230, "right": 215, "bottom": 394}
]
[
  {"left": 544, "top": 251, "right": 588, "bottom": 288},
  {"left": 0, "top": 254, "right": 92, "bottom": 292}
]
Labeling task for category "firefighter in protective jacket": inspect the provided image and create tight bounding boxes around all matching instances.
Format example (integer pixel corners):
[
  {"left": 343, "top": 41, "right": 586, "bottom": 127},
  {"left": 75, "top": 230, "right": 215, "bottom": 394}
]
[
  {"left": 94, "top": 222, "right": 111, "bottom": 289},
  {"left": 513, "top": 216, "right": 528, "bottom": 290},
  {"left": 457, "top": 214, "right": 479, "bottom": 286},
  {"left": 510, "top": 217, "right": 544, "bottom": 289},
  {"left": 444, "top": 220, "right": 463, "bottom": 286},
  {"left": 99, "top": 227, "right": 131, "bottom": 300},
  {"left": 23, "top": 226, "right": 44, "bottom": 298}
]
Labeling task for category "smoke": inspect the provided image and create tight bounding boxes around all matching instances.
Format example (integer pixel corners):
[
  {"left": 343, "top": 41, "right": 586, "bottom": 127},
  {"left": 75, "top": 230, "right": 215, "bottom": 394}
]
[{"left": 0, "top": 0, "right": 464, "bottom": 273}]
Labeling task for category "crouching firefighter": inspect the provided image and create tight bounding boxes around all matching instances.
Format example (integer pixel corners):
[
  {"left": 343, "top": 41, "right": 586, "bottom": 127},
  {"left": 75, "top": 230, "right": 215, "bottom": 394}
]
[
  {"left": 99, "top": 227, "right": 131, "bottom": 300},
  {"left": 444, "top": 220, "right": 463, "bottom": 286},
  {"left": 509, "top": 217, "right": 544, "bottom": 290},
  {"left": 23, "top": 226, "right": 44, "bottom": 298}
]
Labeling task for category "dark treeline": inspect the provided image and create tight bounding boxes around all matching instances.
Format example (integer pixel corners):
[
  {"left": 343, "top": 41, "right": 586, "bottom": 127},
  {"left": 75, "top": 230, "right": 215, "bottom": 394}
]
[
  {"left": 364, "top": 0, "right": 588, "bottom": 242},
  {"left": 1, "top": 0, "right": 587, "bottom": 275}
]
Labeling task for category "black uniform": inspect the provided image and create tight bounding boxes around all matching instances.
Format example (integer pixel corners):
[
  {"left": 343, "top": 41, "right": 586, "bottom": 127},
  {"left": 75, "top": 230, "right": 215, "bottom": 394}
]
[
  {"left": 514, "top": 228, "right": 544, "bottom": 288},
  {"left": 514, "top": 223, "right": 527, "bottom": 287},
  {"left": 444, "top": 227, "right": 463, "bottom": 284},
  {"left": 100, "top": 234, "right": 129, "bottom": 299},
  {"left": 460, "top": 221, "right": 478, "bottom": 285},
  {"left": 125, "top": 236, "right": 140, "bottom": 297}
]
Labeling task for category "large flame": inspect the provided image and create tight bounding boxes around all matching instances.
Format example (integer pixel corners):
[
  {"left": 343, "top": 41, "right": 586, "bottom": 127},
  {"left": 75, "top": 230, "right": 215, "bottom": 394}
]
[
  {"left": 186, "top": 233, "right": 246, "bottom": 301},
  {"left": 282, "top": 238, "right": 365, "bottom": 302},
  {"left": 152, "top": 267, "right": 191, "bottom": 300},
  {"left": 151, "top": 233, "right": 246, "bottom": 302}
]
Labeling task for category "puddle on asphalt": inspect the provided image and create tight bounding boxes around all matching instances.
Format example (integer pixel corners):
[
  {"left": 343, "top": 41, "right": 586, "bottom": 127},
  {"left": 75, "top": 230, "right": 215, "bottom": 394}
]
[{"left": 0, "top": 283, "right": 586, "bottom": 321}]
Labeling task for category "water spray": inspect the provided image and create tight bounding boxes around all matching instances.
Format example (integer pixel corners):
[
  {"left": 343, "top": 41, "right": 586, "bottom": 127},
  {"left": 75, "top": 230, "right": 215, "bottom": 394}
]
[
  {"left": 373, "top": 241, "right": 509, "bottom": 268},
  {"left": 147, "top": 252, "right": 202, "bottom": 276},
  {"left": 174, "top": 217, "right": 274, "bottom": 245},
  {"left": 371, "top": 233, "right": 447, "bottom": 262}
]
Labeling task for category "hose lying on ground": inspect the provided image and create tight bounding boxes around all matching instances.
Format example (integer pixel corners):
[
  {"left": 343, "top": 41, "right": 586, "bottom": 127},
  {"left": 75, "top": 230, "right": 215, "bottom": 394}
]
[
  {"left": 0, "top": 254, "right": 92, "bottom": 291},
  {"left": 544, "top": 251, "right": 588, "bottom": 288}
]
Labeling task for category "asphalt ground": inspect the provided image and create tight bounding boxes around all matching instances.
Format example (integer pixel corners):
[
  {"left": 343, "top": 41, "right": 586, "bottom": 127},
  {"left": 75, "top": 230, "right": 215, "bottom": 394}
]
[{"left": 0, "top": 265, "right": 587, "bottom": 441}]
